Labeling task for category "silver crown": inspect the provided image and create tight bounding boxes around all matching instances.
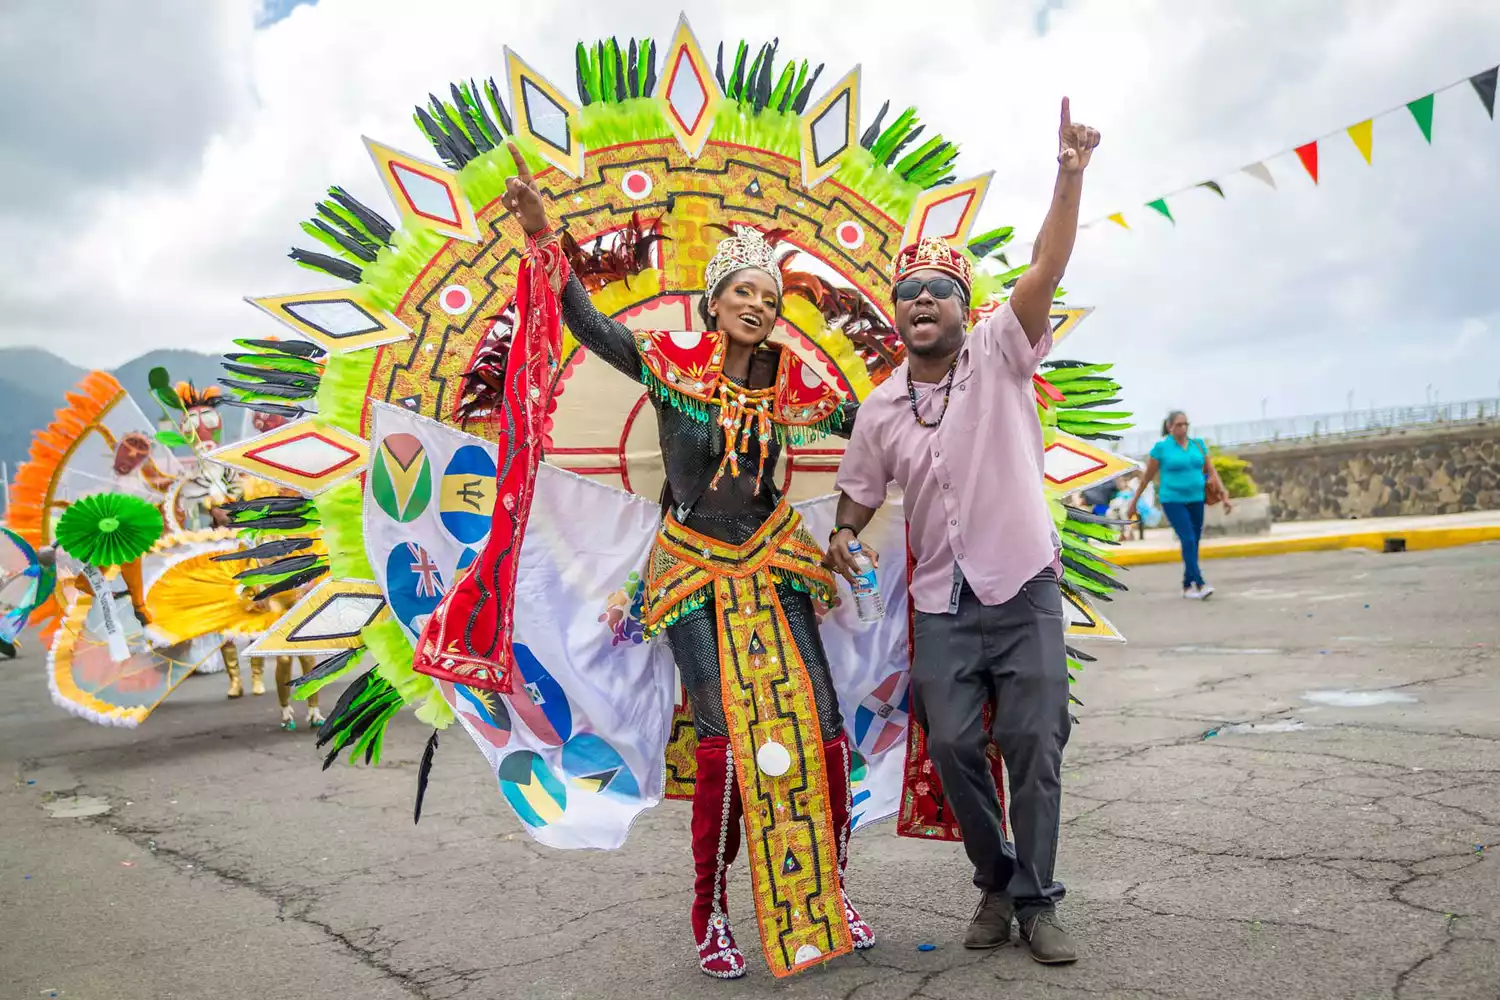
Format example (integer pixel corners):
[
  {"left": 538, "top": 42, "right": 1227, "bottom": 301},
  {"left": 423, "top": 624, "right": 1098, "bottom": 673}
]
[{"left": 703, "top": 226, "right": 782, "bottom": 297}]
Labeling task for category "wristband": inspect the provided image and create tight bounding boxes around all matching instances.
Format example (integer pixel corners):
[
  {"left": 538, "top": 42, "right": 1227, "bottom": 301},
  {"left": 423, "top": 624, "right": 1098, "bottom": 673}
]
[{"left": 830, "top": 524, "right": 858, "bottom": 542}]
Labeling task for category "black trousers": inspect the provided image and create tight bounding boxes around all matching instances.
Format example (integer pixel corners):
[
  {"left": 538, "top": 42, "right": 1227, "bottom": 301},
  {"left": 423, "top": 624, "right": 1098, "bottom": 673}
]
[{"left": 910, "top": 568, "right": 1071, "bottom": 920}]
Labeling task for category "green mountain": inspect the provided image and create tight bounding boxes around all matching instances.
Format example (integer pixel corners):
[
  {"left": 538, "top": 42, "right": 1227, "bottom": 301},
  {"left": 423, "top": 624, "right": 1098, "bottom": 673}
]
[{"left": 0, "top": 347, "right": 229, "bottom": 495}]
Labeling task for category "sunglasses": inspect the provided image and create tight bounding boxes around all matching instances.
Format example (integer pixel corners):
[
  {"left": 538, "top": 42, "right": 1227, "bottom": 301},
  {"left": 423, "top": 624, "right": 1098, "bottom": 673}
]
[{"left": 894, "top": 276, "right": 965, "bottom": 302}]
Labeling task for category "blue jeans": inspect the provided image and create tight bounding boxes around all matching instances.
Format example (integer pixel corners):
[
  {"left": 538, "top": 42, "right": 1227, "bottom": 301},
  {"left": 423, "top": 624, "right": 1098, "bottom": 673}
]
[{"left": 1161, "top": 501, "right": 1206, "bottom": 589}]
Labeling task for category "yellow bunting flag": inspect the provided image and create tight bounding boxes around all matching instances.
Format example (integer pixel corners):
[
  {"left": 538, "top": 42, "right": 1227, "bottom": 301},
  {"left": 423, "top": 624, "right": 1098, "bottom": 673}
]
[
  {"left": 1347, "top": 119, "right": 1374, "bottom": 164},
  {"left": 1107, "top": 212, "right": 1129, "bottom": 230}
]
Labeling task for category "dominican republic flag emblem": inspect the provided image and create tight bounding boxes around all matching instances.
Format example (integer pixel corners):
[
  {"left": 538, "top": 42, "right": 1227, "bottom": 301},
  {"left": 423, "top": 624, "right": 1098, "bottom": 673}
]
[{"left": 854, "top": 673, "right": 909, "bottom": 756}]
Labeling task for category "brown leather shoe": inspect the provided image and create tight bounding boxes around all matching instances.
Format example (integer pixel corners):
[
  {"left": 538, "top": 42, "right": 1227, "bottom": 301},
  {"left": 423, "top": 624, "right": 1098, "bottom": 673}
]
[
  {"left": 962, "top": 891, "right": 1014, "bottom": 949},
  {"left": 1020, "top": 911, "right": 1078, "bottom": 964}
]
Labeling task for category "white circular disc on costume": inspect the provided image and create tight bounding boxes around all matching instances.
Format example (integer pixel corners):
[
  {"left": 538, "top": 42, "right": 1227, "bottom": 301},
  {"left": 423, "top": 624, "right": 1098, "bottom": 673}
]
[
  {"left": 756, "top": 741, "right": 792, "bottom": 776},
  {"left": 621, "top": 170, "right": 653, "bottom": 200},
  {"left": 669, "top": 330, "right": 703, "bottom": 350},
  {"left": 835, "top": 221, "right": 865, "bottom": 249},
  {"left": 438, "top": 284, "right": 473, "bottom": 315},
  {"left": 799, "top": 362, "right": 822, "bottom": 389}
]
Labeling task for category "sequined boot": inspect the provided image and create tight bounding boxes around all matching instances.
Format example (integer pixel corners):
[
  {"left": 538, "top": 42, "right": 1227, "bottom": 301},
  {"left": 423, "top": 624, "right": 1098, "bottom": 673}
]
[
  {"left": 825, "top": 733, "right": 876, "bottom": 949},
  {"left": 249, "top": 656, "right": 266, "bottom": 696},
  {"left": 300, "top": 656, "right": 325, "bottom": 726},
  {"left": 691, "top": 736, "right": 747, "bottom": 979},
  {"left": 222, "top": 644, "right": 243, "bottom": 699}
]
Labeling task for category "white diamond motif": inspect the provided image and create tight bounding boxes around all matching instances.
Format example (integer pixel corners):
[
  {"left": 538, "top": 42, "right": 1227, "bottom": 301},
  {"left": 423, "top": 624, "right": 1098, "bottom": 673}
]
[
  {"left": 1044, "top": 443, "right": 1107, "bottom": 485},
  {"left": 522, "top": 79, "right": 569, "bottom": 150},
  {"left": 667, "top": 49, "right": 707, "bottom": 132},
  {"left": 251, "top": 434, "right": 359, "bottom": 478},
  {"left": 287, "top": 595, "right": 387, "bottom": 642},
  {"left": 285, "top": 299, "right": 380, "bottom": 336},
  {"left": 811, "top": 92, "right": 850, "bottom": 166},
  {"left": 918, "top": 193, "right": 973, "bottom": 242},
  {"left": 391, "top": 163, "right": 459, "bottom": 224}
]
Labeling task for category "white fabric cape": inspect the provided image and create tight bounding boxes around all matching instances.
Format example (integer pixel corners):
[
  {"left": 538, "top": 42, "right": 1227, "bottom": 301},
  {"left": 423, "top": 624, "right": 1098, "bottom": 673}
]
[{"left": 365, "top": 404, "right": 910, "bottom": 850}]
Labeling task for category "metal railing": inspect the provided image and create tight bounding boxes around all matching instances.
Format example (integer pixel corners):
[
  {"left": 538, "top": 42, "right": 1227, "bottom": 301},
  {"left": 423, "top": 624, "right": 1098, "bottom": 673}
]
[{"left": 1120, "top": 397, "right": 1500, "bottom": 457}]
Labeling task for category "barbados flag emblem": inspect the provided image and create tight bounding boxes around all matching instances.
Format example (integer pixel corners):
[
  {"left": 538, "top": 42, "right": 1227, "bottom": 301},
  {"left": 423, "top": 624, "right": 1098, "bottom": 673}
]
[{"left": 439, "top": 444, "right": 497, "bottom": 544}]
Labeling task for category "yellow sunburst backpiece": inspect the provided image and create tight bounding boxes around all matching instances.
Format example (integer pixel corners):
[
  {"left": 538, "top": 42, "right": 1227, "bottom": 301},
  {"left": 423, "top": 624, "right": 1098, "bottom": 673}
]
[{"left": 214, "top": 14, "right": 1135, "bottom": 787}]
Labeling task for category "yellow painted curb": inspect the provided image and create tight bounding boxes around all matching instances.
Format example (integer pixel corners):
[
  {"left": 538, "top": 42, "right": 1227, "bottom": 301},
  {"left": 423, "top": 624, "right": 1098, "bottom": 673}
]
[{"left": 1112, "top": 524, "right": 1500, "bottom": 567}]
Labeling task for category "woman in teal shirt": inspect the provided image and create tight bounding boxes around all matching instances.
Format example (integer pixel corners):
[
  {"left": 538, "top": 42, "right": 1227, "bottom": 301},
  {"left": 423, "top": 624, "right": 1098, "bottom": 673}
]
[{"left": 1128, "top": 411, "right": 1231, "bottom": 598}]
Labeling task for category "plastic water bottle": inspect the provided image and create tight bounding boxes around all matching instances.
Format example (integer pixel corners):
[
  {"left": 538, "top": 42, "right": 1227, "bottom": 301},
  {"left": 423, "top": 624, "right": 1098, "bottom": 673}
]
[{"left": 846, "top": 539, "right": 885, "bottom": 623}]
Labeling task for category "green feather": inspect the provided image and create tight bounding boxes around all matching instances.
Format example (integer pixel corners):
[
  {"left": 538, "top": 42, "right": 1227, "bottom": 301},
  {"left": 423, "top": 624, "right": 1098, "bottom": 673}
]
[{"left": 318, "top": 479, "right": 374, "bottom": 579}]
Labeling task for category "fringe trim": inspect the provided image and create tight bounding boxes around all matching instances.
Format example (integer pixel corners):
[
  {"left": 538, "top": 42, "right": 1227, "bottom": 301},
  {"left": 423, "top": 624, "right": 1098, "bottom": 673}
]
[{"left": 639, "top": 366, "right": 847, "bottom": 446}]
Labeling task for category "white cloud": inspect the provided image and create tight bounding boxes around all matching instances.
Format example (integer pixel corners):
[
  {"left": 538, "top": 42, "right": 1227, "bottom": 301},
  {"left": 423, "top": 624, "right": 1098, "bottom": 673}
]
[{"left": 1, "top": 0, "right": 1497, "bottom": 431}]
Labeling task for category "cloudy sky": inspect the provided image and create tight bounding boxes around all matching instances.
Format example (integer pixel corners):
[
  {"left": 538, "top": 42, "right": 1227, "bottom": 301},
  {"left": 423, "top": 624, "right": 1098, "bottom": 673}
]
[{"left": 1, "top": 0, "right": 1497, "bottom": 432}]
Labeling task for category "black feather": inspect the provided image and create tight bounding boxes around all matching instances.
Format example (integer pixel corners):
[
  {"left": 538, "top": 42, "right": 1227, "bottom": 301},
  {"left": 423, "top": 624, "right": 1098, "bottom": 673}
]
[
  {"left": 220, "top": 364, "right": 320, "bottom": 388},
  {"left": 791, "top": 63, "right": 823, "bottom": 113},
  {"left": 252, "top": 565, "right": 327, "bottom": 601},
  {"left": 451, "top": 82, "right": 495, "bottom": 152},
  {"left": 430, "top": 93, "right": 479, "bottom": 162},
  {"left": 211, "top": 538, "right": 313, "bottom": 562},
  {"left": 222, "top": 496, "right": 310, "bottom": 515},
  {"left": 485, "top": 77, "right": 514, "bottom": 135},
  {"left": 627, "top": 39, "right": 639, "bottom": 98},
  {"left": 1064, "top": 506, "right": 1130, "bottom": 528},
  {"left": 328, "top": 186, "right": 394, "bottom": 245},
  {"left": 715, "top": 41, "right": 726, "bottom": 92},
  {"left": 318, "top": 670, "right": 375, "bottom": 744},
  {"left": 236, "top": 338, "right": 325, "bottom": 359},
  {"left": 413, "top": 730, "right": 439, "bottom": 824},
  {"left": 232, "top": 553, "right": 321, "bottom": 581},
  {"left": 612, "top": 37, "right": 627, "bottom": 101},
  {"left": 288, "top": 248, "right": 362, "bottom": 283},
  {"left": 642, "top": 39, "right": 657, "bottom": 96},
  {"left": 235, "top": 515, "right": 314, "bottom": 532},
  {"left": 753, "top": 40, "right": 776, "bottom": 111},
  {"left": 217, "top": 378, "right": 317, "bottom": 400},
  {"left": 217, "top": 399, "right": 309, "bottom": 420},
  {"left": 1065, "top": 645, "right": 1098, "bottom": 663},
  {"left": 884, "top": 124, "right": 925, "bottom": 167},
  {"left": 291, "top": 648, "right": 364, "bottom": 696},
  {"left": 859, "top": 100, "right": 890, "bottom": 149},
  {"left": 313, "top": 209, "right": 381, "bottom": 259},
  {"left": 415, "top": 105, "right": 466, "bottom": 169}
]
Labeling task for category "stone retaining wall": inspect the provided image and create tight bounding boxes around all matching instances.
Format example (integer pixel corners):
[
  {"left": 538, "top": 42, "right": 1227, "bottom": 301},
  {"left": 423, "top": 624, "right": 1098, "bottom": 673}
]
[{"left": 1237, "top": 422, "right": 1500, "bottom": 521}]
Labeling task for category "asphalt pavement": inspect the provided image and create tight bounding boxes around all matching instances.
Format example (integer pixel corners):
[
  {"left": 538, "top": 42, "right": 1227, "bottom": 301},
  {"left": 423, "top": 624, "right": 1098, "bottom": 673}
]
[{"left": 3, "top": 545, "right": 1497, "bottom": 1000}]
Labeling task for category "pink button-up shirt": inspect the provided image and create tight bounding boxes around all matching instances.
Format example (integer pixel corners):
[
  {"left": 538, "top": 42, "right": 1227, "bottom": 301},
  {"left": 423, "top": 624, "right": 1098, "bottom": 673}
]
[{"left": 837, "top": 302, "right": 1057, "bottom": 614}]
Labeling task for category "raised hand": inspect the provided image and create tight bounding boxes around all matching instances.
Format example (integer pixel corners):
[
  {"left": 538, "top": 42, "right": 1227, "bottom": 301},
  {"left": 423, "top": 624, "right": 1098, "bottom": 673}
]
[
  {"left": 1057, "top": 97, "right": 1101, "bottom": 173},
  {"left": 500, "top": 142, "right": 551, "bottom": 235}
]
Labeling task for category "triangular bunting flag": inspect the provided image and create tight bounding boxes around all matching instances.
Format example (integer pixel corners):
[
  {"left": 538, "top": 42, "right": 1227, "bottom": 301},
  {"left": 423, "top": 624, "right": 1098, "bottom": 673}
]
[
  {"left": 1347, "top": 119, "right": 1373, "bottom": 164},
  {"left": 1407, "top": 93, "right": 1435, "bottom": 144},
  {"left": 1146, "top": 198, "right": 1174, "bottom": 223},
  {"left": 1294, "top": 141, "right": 1319, "bottom": 183},
  {"left": 1472, "top": 67, "right": 1498, "bottom": 120},
  {"left": 1107, "top": 212, "right": 1129, "bottom": 230},
  {"left": 1242, "top": 162, "right": 1277, "bottom": 189},
  {"left": 1196, "top": 180, "right": 1225, "bottom": 198}
]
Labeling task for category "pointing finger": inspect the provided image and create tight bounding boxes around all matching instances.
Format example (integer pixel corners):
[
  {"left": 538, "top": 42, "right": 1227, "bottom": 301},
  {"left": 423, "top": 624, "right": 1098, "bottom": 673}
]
[
  {"left": 505, "top": 141, "right": 534, "bottom": 187},
  {"left": 1060, "top": 96, "right": 1071, "bottom": 131}
]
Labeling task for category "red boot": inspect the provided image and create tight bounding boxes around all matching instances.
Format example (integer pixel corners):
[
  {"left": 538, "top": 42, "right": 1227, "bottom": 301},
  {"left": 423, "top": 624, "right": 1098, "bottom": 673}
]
[
  {"left": 825, "top": 734, "right": 876, "bottom": 949},
  {"left": 691, "top": 737, "right": 747, "bottom": 979}
]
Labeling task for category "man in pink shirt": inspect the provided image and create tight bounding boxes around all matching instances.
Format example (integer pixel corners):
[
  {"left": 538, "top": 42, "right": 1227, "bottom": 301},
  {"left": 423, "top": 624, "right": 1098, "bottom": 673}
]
[{"left": 828, "top": 99, "right": 1100, "bottom": 964}]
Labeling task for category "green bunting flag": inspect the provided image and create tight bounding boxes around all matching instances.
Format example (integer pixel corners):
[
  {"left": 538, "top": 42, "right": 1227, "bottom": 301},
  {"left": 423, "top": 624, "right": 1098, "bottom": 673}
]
[
  {"left": 1146, "top": 198, "right": 1174, "bottom": 223},
  {"left": 1407, "top": 93, "right": 1435, "bottom": 143}
]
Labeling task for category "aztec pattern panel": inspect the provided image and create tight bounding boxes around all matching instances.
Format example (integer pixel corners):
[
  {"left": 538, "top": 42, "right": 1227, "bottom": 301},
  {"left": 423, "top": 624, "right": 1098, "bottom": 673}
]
[{"left": 364, "top": 139, "right": 908, "bottom": 498}]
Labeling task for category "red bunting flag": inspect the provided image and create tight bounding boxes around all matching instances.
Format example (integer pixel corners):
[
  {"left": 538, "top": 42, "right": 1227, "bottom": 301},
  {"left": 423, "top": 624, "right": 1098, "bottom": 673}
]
[{"left": 1294, "top": 141, "right": 1319, "bottom": 183}]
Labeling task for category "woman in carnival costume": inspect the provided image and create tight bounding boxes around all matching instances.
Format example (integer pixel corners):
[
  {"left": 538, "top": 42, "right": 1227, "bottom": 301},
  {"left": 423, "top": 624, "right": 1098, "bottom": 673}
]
[
  {"left": 207, "top": 20, "right": 1133, "bottom": 983},
  {"left": 486, "top": 143, "right": 872, "bottom": 978}
]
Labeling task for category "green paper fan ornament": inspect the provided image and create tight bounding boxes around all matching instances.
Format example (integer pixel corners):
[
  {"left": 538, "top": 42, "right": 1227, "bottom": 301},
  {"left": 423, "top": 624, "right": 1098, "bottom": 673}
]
[{"left": 54, "top": 493, "right": 164, "bottom": 568}]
